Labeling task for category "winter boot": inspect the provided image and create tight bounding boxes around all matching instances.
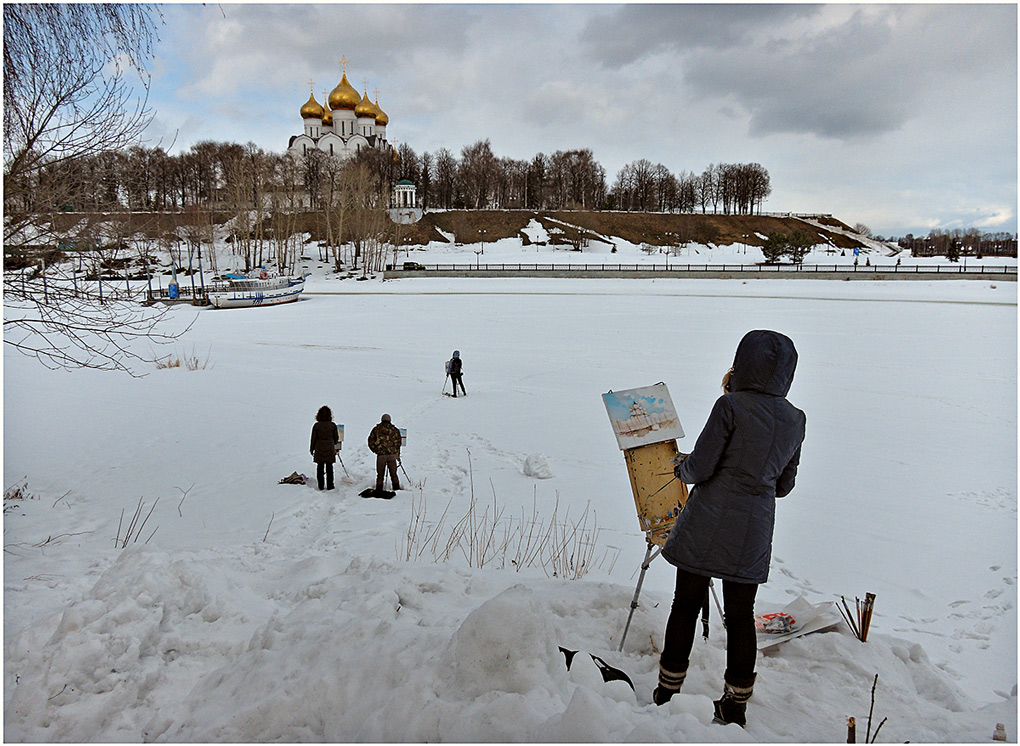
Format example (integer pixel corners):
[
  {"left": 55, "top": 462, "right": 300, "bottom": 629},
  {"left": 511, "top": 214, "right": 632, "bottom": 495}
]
[
  {"left": 652, "top": 663, "right": 687, "bottom": 705},
  {"left": 712, "top": 674, "right": 755, "bottom": 727}
]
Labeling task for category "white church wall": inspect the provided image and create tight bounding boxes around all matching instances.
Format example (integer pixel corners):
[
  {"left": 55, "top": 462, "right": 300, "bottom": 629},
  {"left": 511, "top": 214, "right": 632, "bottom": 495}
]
[
  {"left": 290, "top": 134, "right": 316, "bottom": 159},
  {"left": 317, "top": 133, "right": 347, "bottom": 158}
]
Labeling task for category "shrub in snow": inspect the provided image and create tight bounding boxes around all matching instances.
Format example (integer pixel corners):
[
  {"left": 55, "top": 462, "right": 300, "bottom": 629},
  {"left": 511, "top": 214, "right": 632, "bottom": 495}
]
[{"left": 523, "top": 454, "right": 554, "bottom": 479}]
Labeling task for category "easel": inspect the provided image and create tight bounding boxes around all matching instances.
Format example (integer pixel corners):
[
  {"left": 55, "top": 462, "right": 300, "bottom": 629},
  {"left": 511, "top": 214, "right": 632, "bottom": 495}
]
[{"left": 614, "top": 439, "right": 724, "bottom": 651}]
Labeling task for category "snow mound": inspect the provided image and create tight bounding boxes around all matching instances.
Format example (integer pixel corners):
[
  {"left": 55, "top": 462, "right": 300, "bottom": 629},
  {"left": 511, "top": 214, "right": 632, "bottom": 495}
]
[
  {"left": 442, "top": 584, "right": 562, "bottom": 698},
  {"left": 4, "top": 543, "right": 1016, "bottom": 742},
  {"left": 523, "top": 453, "right": 554, "bottom": 479}
]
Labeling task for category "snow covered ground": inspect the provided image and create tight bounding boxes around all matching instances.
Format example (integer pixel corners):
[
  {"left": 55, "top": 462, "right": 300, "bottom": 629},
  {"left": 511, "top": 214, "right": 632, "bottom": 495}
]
[{"left": 3, "top": 233, "right": 1017, "bottom": 742}]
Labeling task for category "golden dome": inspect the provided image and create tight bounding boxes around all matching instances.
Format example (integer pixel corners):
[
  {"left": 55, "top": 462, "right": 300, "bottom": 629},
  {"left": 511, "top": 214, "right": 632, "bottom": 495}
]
[
  {"left": 374, "top": 96, "right": 389, "bottom": 126},
  {"left": 321, "top": 93, "right": 333, "bottom": 126},
  {"left": 328, "top": 73, "right": 360, "bottom": 110},
  {"left": 355, "top": 89, "right": 377, "bottom": 118},
  {"left": 300, "top": 91, "right": 324, "bottom": 119}
]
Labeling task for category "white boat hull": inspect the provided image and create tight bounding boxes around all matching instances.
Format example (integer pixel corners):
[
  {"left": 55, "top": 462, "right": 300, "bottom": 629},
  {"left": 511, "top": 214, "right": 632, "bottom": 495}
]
[{"left": 208, "top": 277, "right": 306, "bottom": 308}]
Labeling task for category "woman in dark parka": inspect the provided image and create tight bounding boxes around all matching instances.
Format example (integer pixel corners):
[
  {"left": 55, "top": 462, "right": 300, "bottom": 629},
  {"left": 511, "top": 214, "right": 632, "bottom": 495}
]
[
  {"left": 310, "top": 405, "right": 340, "bottom": 491},
  {"left": 653, "top": 330, "right": 806, "bottom": 727}
]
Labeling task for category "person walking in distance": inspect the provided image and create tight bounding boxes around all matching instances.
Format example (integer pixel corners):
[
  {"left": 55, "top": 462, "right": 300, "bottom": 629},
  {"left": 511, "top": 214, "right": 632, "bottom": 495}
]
[
  {"left": 309, "top": 405, "right": 340, "bottom": 491},
  {"left": 367, "top": 413, "right": 402, "bottom": 492},
  {"left": 653, "top": 330, "right": 806, "bottom": 728},
  {"left": 448, "top": 350, "right": 466, "bottom": 397}
]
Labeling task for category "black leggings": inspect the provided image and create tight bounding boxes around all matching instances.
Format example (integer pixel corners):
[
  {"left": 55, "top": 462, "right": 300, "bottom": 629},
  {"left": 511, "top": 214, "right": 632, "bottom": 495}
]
[
  {"left": 660, "top": 568, "right": 758, "bottom": 682},
  {"left": 316, "top": 462, "right": 334, "bottom": 490}
]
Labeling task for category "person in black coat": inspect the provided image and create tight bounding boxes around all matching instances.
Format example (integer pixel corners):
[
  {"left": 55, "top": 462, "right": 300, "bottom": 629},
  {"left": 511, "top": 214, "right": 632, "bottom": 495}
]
[
  {"left": 448, "top": 350, "right": 466, "bottom": 397},
  {"left": 309, "top": 405, "right": 340, "bottom": 491},
  {"left": 653, "top": 330, "right": 806, "bottom": 727}
]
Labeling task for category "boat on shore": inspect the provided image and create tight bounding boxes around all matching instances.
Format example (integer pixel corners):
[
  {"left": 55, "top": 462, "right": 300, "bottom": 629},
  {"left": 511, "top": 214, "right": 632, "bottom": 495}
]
[{"left": 207, "top": 272, "right": 307, "bottom": 309}]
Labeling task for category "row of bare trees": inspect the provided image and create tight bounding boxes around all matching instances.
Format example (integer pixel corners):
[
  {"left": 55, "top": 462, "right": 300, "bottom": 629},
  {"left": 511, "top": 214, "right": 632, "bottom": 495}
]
[
  {"left": 389, "top": 140, "right": 608, "bottom": 210},
  {"left": 610, "top": 160, "right": 771, "bottom": 214},
  {"left": 390, "top": 140, "right": 770, "bottom": 215},
  {"left": 11, "top": 127, "right": 770, "bottom": 222},
  {"left": 899, "top": 229, "right": 1017, "bottom": 259}
]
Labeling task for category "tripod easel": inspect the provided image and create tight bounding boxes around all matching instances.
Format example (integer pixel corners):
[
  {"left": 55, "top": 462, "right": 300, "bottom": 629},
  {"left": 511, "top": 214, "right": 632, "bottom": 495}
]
[{"left": 617, "top": 538, "right": 724, "bottom": 651}]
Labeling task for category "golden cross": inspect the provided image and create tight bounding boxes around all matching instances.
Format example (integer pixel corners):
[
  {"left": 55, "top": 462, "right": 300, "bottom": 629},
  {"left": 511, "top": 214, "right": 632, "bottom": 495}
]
[
  {"left": 362, "top": 77, "right": 369, "bottom": 93},
  {"left": 308, "top": 78, "right": 315, "bottom": 92},
  {"left": 339, "top": 55, "right": 348, "bottom": 75},
  {"left": 374, "top": 87, "right": 380, "bottom": 101}
]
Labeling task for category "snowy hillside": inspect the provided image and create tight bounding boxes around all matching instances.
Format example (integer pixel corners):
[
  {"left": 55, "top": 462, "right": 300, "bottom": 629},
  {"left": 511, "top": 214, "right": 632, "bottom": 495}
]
[{"left": 3, "top": 234, "right": 1017, "bottom": 741}]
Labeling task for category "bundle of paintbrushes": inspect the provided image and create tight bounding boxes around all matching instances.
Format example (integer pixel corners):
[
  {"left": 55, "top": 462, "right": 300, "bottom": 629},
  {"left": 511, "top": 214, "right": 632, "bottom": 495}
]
[{"left": 838, "top": 592, "right": 876, "bottom": 642}]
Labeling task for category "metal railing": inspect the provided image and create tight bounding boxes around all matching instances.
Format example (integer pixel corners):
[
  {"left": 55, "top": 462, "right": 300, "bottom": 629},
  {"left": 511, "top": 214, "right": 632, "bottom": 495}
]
[{"left": 395, "top": 262, "right": 1017, "bottom": 275}]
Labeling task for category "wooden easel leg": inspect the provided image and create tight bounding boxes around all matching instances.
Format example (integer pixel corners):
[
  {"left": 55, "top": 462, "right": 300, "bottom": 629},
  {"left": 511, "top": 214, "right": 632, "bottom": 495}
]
[{"left": 618, "top": 543, "right": 663, "bottom": 652}]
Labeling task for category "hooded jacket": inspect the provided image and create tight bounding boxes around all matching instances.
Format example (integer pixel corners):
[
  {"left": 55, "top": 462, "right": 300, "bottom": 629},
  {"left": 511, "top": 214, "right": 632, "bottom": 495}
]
[{"left": 661, "top": 330, "right": 806, "bottom": 584}]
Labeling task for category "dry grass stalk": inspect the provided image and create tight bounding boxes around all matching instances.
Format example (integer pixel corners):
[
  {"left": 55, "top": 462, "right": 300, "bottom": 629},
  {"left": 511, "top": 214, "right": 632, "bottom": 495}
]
[
  {"left": 155, "top": 346, "right": 211, "bottom": 371},
  {"left": 398, "top": 464, "right": 619, "bottom": 579},
  {"left": 114, "top": 497, "right": 159, "bottom": 548}
]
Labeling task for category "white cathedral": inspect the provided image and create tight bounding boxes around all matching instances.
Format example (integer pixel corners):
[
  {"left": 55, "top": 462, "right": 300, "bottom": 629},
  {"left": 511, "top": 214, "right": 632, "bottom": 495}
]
[
  {"left": 287, "top": 61, "right": 393, "bottom": 162},
  {"left": 287, "top": 61, "right": 420, "bottom": 220}
]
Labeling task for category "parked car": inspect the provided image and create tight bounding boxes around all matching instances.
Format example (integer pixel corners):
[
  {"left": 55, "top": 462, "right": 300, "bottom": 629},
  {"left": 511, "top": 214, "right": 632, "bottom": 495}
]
[{"left": 402, "top": 262, "right": 426, "bottom": 270}]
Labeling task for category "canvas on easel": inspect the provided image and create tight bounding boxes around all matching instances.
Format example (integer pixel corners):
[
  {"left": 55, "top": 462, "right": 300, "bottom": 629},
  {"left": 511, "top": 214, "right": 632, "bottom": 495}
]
[{"left": 603, "top": 384, "right": 688, "bottom": 545}]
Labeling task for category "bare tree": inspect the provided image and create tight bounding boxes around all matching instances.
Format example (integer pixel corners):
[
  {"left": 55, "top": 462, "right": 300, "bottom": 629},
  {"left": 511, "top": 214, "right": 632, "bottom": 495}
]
[
  {"left": 433, "top": 148, "right": 457, "bottom": 209},
  {"left": 4, "top": 4, "right": 160, "bottom": 224},
  {"left": 2, "top": 4, "right": 190, "bottom": 375},
  {"left": 418, "top": 150, "right": 433, "bottom": 210}
]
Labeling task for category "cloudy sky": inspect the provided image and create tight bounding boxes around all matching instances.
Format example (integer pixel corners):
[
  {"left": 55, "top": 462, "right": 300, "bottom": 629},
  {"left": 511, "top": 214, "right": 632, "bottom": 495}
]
[{"left": 142, "top": 3, "right": 1017, "bottom": 237}]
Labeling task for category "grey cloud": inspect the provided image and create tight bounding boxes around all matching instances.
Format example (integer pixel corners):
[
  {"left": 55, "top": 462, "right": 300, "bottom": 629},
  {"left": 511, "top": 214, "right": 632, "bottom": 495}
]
[
  {"left": 581, "top": 4, "right": 820, "bottom": 68},
  {"left": 681, "top": 5, "right": 1016, "bottom": 141},
  {"left": 167, "top": 4, "right": 474, "bottom": 97}
]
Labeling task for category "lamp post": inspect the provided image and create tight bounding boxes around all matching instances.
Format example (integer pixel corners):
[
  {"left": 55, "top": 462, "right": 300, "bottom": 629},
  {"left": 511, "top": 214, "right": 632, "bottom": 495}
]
[
  {"left": 474, "top": 248, "right": 483, "bottom": 269},
  {"left": 479, "top": 228, "right": 486, "bottom": 255}
]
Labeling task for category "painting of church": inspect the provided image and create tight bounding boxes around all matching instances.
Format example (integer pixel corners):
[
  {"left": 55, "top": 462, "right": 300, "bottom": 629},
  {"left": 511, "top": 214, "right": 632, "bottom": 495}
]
[{"left": 603, "top": 384, "right": 685, "bottom": 450}]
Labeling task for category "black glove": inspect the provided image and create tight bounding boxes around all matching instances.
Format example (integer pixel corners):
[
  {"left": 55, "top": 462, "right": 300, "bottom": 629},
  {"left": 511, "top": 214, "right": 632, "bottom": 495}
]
[{"left": 671, "top": 452, "right": 690, "bottom": 479}]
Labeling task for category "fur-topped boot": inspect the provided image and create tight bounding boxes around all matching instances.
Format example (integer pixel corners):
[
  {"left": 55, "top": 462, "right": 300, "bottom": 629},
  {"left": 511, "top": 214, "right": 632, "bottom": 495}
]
[
  {"left": 712, "top": 673, "right": 756, "bottom": 727},
  {"left": 651, "top": 663, "right": 687, "bottom": 705}
]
